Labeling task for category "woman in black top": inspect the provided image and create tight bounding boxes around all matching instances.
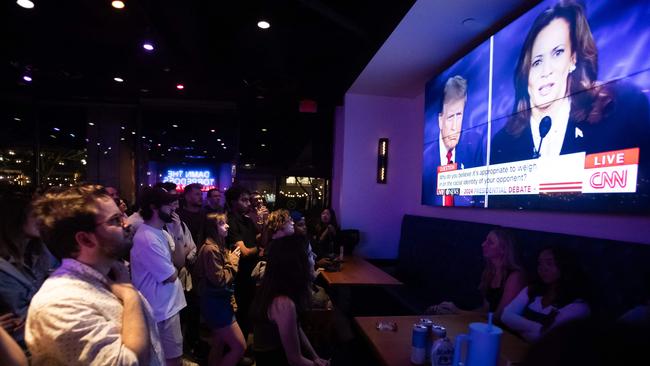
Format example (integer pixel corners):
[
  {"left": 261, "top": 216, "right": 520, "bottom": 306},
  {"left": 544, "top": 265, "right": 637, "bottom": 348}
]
[
  {"left": 312, "top": 208, "right": 340, "bottom": 259},
  {"left": 250, "top": 235, "right": 329, "bottom": 366}
]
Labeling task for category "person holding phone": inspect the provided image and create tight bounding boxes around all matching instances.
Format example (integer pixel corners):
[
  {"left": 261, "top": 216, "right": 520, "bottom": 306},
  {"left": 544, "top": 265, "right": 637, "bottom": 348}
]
[{"left": 195, "top": 213, "right": 245, "bottom": 366}]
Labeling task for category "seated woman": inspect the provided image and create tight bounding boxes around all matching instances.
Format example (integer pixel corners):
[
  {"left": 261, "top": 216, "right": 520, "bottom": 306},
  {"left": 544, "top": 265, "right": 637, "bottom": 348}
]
[
  {"left": 427, "top": 228, "right": 526, "bottom": 322},
  {"left": 194, "top": 213, "right": 245, "bottom": 366},
  {"left": 0, "top": 191, "right": 58, "bottom": 351},
  {"left": 502, "top": 246, "right": 591, "bottom": 342},
  {"left": 251, "top": 233, "right": 329, "bottom": 366}
]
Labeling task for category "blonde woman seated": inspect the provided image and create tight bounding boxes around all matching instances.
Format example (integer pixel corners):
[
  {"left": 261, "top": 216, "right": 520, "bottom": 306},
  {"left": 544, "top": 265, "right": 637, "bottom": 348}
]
[{"left": 427, "top": 228, "right": 526, "bottom": 322}]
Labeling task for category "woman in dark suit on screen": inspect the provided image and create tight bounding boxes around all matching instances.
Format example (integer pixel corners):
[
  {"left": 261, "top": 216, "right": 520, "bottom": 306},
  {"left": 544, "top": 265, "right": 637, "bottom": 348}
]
[{"left": 491, "top": 0, "right": 649, "bottom": 165}]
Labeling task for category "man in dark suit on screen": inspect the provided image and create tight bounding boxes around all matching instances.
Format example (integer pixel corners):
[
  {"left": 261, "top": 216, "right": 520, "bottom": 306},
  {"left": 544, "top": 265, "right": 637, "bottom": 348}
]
[{"left": 431, "top": 75, "right": 483, "bottom": 206}]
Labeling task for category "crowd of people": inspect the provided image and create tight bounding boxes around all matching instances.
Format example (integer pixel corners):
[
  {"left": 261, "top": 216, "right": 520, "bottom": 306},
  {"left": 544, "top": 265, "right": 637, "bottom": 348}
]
[
  {"left": 1, "top": 182, "right": 648, "bottom": 366},
  {"left": 0, "top": 182, "right": 341, "bottom": 366}
]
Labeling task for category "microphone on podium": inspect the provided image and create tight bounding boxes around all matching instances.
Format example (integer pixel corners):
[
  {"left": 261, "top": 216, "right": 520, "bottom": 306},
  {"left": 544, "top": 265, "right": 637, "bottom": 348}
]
[{"left": 533, "top": 116, "right": 552, "bottom": 158}]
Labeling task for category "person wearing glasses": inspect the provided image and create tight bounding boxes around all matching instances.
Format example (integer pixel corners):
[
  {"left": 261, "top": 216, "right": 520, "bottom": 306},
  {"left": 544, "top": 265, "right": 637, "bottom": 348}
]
[{"left": 25, "top": 185, "right": 164, "bottom": 365}]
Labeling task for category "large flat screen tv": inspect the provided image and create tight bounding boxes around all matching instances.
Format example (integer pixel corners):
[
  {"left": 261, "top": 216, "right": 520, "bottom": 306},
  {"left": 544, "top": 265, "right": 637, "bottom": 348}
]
[{"left": 422, "top": 0, "right": 650, "bottom": 213}]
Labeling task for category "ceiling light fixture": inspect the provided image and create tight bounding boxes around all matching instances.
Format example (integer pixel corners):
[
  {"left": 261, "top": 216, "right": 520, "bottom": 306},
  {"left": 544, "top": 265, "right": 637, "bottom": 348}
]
[
  {"left": 261, "top": 128, "right": 267, "bottom": 132},
  {"left": 111, "top": 1, "right": 125, "bottom": 9},
  {"left": 88, "top": 122, "right": 95, "bottom": 126},
  {"left": 16, "top": 0, "right": 34, "bottom": 9},
  {"left": 53, "top": 127, "right": 60, "bottom": 131},
  {"left": 210, "top": 129, "right": 215, "bottom": 133},
  {"left": 113, "top": 77, "right": 124, "bottom": 83},
  {"left": 257, "top": 20, "right": 270, "bottom": 29},
  {"left": 143, "top": 42, "right": 154, "bottom": 51},
  {"left": 176, "top": 84, "right": 184, "bottom": 90},
  {"left": 22, "top": 75, "right": 32, "bottom": 82}
]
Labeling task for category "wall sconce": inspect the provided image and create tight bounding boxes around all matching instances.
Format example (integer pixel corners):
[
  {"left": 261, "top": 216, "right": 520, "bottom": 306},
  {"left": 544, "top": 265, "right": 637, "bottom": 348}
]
[{"left": 377, "top": 138, "right": 388, "bottom": 184}]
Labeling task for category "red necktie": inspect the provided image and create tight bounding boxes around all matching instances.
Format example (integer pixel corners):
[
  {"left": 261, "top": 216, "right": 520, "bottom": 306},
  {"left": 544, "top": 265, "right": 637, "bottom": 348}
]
[{"left": 444, "top": 149, "right": 454, "bottom": 207}]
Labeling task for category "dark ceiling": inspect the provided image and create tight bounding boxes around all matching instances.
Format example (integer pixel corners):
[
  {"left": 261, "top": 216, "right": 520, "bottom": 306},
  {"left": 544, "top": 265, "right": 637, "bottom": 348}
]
[{"left": 1, "top": 0, "right": 415, "bottom": 176}]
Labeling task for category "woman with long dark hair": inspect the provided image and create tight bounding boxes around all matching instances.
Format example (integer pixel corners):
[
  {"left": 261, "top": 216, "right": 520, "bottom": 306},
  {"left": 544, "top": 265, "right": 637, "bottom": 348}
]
[
  {"left": 491, "top": 0, "right": 649, "bottom": 164},
  {"left": 251, "top": 234, "right": 329, "bottom": 366},
  {"left": 194, "top": 213, "right": 245, "bottom": 366},
  {"left": 502, "top": 246, "right": 590, "bottom": 342},
  {"left": 0, "top": 191, "right": 58, "bottom": 350},
  {"left": 312, "top": 208, "right": 339, "bottom": 259}
]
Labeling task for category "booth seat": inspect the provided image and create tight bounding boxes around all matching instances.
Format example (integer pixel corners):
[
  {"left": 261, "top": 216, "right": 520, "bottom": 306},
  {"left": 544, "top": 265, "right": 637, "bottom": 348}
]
[{"left": 386, "top": 215, "right": 650, "bottom": 320}]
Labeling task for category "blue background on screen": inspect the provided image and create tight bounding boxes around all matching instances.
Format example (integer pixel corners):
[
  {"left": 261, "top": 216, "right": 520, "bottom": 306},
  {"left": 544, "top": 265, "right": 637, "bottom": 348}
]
[{"left": 422, "top": 42, "right": 490, "bottom": 206}]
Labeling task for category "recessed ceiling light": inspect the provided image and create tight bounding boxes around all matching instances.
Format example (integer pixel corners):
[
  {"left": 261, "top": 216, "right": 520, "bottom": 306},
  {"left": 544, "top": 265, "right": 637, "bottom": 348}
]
[
  {"left": 257, "top": 20, "right": 270, "bottom": 29},
  {"left": 261, "top": 128, "right": 267, "bottom": 132},
  {"left": 69, "top": 133, "right": 75, "bottom": 137},
  {"left": 261, "top": 143, "right": 266, "bottom": 147},
  {"left": 120, "top": 137, "right": 125, "bottom": 141},
  {"left": 88, "top": 122, "right": 95, "bottom": 126},
  {"left": 222, "top": 146, "right": 227, "bottom": 149},
  {"left": 172, "top": 124, "right": 178, "bottom": 128},
  {"left": 191, "top": 139, "right": 196, "bottom": 143},
  {"left": 143, "top": 42, "right": 154, "bottom": 51},
  {"left": 113, "top": 77, "right": 124, "bottom": 83},
  {"left": 176, "top": 84, "right": 184, "bottom": 90},
  {"left": 216, "top": 138, "right": 221, "bottom": 142},
  {"left": 131, "top": 131, "right": 136, "bottom": 135},
  {"left": 121, "top": 126, "right": 125, "bottom": 130},
  {"left": 53, "top": 127, "right": 60, "bottom": 131},
  {"left": 13, "top": 117, "right": 21, "bottom": 121},
  {"left": 111, "top": 1, "right": 125, "bottom": 9},
  {"left": 49, "top": 135, "right": 56, "bottom": 139},
  {"left": 22, "top": 75, "right": 32, "bottom": 82},
  {"left": 210, "top": 129, "right": 215, "bottom": 133},
  {"left": 16, "top": 0, "right": 34, "bottom": 9}
]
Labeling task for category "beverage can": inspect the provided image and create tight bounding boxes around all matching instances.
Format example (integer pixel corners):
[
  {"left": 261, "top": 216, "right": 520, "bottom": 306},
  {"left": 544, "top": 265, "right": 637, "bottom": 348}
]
[
  {"left": 411, "top": 324, "right": 428, "bottom": 365},
  {"left": 418, "top": 318, "right": 435, "bottom": 361},
  {"left": 432, "top": 325, "right": 447, "bottom": 340}
]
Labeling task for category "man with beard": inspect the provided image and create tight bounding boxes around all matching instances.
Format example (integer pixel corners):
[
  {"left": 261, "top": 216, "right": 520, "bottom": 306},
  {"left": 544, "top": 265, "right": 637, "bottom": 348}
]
[
  {"left": 131, "top": 187, "right": 187, "bottom": 366},
  {"left": 26, "top": 185, "right": 163, "bottom": 365}
]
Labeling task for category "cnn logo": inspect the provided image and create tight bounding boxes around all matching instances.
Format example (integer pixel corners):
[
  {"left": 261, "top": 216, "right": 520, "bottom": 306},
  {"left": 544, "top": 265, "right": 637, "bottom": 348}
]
[{"left": 589, "top": 170, "right": 627, "bottom": 189}]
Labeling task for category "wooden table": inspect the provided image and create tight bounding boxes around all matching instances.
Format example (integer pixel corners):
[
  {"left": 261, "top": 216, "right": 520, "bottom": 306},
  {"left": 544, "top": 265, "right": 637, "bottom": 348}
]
[
  {"left": 318, "top": 256, "right": 403, "bottom": 286},
  {"left": 355, "top": 313, "right": 528, "bottom": 366}
]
